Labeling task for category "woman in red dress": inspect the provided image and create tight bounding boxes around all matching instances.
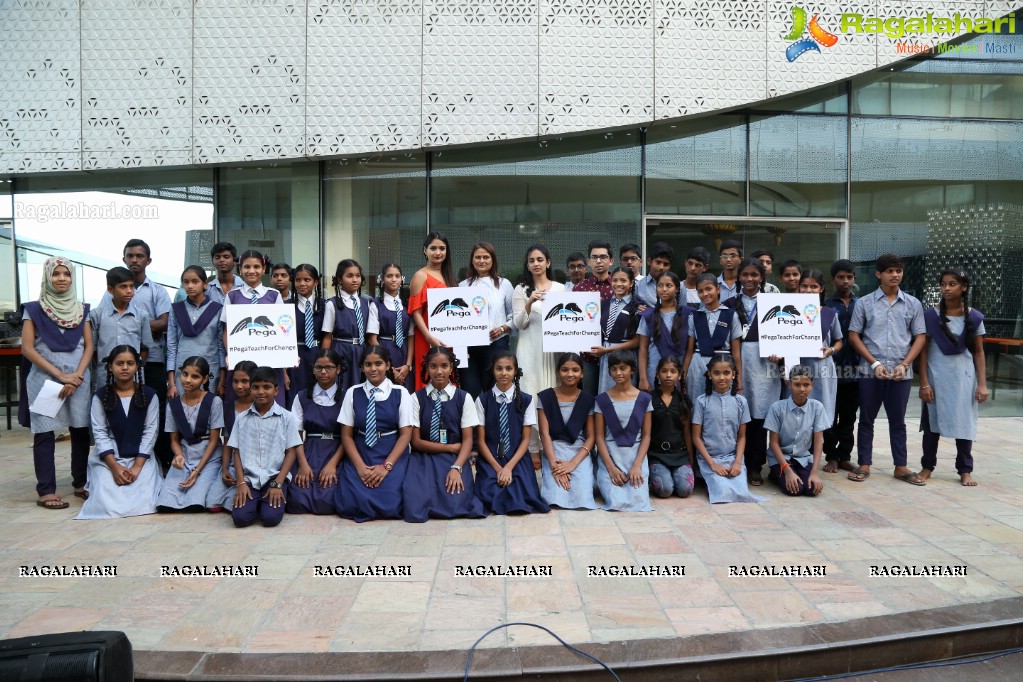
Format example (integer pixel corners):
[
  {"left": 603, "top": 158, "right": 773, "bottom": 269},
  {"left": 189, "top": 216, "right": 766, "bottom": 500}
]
[{"left": 408, "top": 232, "right": 456, "bottom": 390}]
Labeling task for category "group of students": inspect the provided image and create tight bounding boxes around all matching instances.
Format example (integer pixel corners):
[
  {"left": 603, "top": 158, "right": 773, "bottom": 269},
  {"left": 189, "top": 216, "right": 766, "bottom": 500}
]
[{"left": 21, "top": 233, "right": 987, "bottom": 524}]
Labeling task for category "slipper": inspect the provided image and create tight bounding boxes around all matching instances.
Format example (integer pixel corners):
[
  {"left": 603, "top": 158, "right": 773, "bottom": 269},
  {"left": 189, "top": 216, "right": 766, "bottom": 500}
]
[
  {"left": 73, "top": 490, "right": 89, "bottom": 500},
  {"left": 847, "top": 468, "right": 870, "bottom": 482},
  {"left": 36, "top": 497, "right": 69, "bottom": 510},
  {"left": 896, "top": 472, "right": 927, "bottom": 486},
  {"left": 748, "top": 470, "right": 764, "bottom": 486}
]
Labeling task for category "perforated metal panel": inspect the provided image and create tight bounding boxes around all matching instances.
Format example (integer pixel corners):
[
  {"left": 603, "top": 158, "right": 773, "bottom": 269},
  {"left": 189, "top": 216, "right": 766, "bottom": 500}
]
[
  {"left": 192, "top": 0, "right": 306, "bottom": 164},
  {"left": 308, "top": 0, "right": 421, "bottom": 154},
  {"left": 81, "top": 0, "right": 192, "bottom": 169},
  {"left": 0, "top": 0, "right": 81, "bottom": 173}
]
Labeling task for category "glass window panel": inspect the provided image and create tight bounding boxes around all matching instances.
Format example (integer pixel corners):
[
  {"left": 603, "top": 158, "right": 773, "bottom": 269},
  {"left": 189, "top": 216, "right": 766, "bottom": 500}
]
[
  {"left": 431, "top": 132, "right": 641, "bottom": 283},
  {"left": 749, "top": 114, "right": 848, "bottom": 217},
  {"left": 217, "top": 163, "right": 321, "bottom": 282},
  {"left": 13, "top": 169, "right": 213, "bottom": 305},
  {"left": 752, "top": 82, "right": 848, "bottom": 114},
  {"left": 854, "top": 62, "right": 1023, "bottom": 119},
  {"left": 645, "top": 115, "right": 746, "bottom": 216},
  {"left": 323, "top": 153, "right": 427, "bottom": 292}
]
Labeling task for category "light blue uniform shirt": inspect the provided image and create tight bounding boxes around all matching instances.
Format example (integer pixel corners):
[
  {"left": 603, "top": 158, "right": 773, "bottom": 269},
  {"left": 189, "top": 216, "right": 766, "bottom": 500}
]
[
  {"left": 764, "top": 397, "right": 830, "bottom": 467},
  {"left": 227, "top": 402, "right": 302, "bottom": 489},
  {"left": 692, "top": 391, "right": 750, "bottom": 459},
  {"left": 717, "top": 274, "right": 739, "bottom": 303},
  {"left": 205, "top": 275, "right": 246, "bottom": 306},
  {"left": 634, "top": 274, "right": 657, "bottom": 308},
  {"left": 100, "top": 276, "right": 172, "bottom": 363},
  {"left": 848, "top": 288, "right": 925, "bottom": 378},
  {"left": 89, "top": 300, "right": 155, "bottom": 385},
  {"left": 166, "top": 297, "right": 226, "bottom": 372}
]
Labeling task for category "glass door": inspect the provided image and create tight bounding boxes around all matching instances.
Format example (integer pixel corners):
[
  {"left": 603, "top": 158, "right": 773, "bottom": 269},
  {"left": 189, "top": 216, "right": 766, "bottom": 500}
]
[{"left": 643, "top": 217, "right": 847, "bottom": 290}]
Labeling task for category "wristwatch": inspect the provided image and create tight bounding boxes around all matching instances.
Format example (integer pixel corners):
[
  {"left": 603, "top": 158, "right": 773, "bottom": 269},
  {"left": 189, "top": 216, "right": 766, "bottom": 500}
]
[
  {"left": 268, "top": 480, "right": 283, "bottom": 489},
  {"left": 383, "top": 461, "right": 393, "bottom": 471},
  {"left": 450, "top": 464, "right": 463, "bottom": 473}
]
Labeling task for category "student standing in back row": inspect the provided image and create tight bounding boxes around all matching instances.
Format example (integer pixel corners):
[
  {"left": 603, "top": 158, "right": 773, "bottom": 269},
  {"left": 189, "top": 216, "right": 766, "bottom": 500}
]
[
  {"left": 822, "top": 260, "right": 860, "bottom": 473},
  {"left": 846, "top": 253, "right": 927, "bottom": 486},
  {"left": 91, "top": 266, "right": 154, "bottom": 389},
  {"left": 633, "top": 242, "right": 675, "bottom": 309},
  {"left": 573, "top": 240, "right": 616, "bottom": 395}
]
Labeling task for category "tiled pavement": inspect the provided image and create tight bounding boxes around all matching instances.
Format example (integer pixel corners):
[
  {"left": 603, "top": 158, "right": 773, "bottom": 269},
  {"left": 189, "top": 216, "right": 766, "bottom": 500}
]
[{"left": 1, "top": 418, "right": 1021, "bottom": 660}]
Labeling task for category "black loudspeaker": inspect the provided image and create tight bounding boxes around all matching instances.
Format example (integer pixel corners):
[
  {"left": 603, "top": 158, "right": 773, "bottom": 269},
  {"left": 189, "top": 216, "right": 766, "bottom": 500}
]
[{"left": 0, "top": 631, "right": 132, "bottom": 682}]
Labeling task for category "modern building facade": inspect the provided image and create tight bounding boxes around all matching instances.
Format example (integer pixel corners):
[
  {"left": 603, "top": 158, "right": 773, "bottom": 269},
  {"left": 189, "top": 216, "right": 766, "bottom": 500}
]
[{"left": 1, "top": 1, "right": 1021, "bottom": 413}]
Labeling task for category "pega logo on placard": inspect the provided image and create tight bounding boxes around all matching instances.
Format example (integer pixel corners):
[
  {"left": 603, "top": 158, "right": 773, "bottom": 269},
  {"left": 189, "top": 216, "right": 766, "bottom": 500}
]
[
  {"left": 544, "top": 302, "right": 586, "bottom": 323},
  {"left": 230, "top": 314, "right": 281, "bottom": 337},
  {"left": 431, "top": 297, "right": 472, "bottom": 318},
  {"left": 762, "top": 304, "right": 804, "bottom": 326}
]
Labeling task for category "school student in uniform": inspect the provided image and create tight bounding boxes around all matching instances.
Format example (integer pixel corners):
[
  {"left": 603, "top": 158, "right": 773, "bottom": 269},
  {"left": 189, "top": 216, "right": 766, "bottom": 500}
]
[
  {"left": 779, "top": 260, "right": 803, "bottom": 293},
  {"left": 205, "top": 241, "right": 245, "bottom": 306},
  {"left": 474, "top": 351, "right": 550, "bottom": 515},
  {"left": 682, "top": 247, "right": 710, "bottom": 309},
  {"left": 537, "top": 352, "right": 598, "bottom": 510},
  {"left": 797, "top": 269, "right": 843, "bottom": 427},
  {"left": 91, "top": 266, "right": 154, "bottom": 389},
  {"left": 594, "top": 350, "right": 653, "bottom": 512},
  {"left": 322, "top": 259, "right": 371, "bottom": 391},
  {"left": 167, "top": 266, "right": 224, "bottom": 399},
  {"left": 717, "top": 240, "right": 742, "bottom": 304},
  {"left": 590, "top": 267, "right": 640, "bottom": 395},
  {"left": 336, "top": 345, "right": 414, "bottom": 522},
  {"left": 766, "top": 365, "right": 829, "bottom": 497},
  {"left": 682, "top": 273, "right": 743, "bottom": 403},
  {"left": 157, "top": 356, "right": 229, "bottom": 512},
  {"left": 633, "top": 242, "right": 675, "bottom": 309},
  {"left": 219, "top": 360, "right": 257, "bottom": 495},
  {"left": 21, "top": 256, "right": 94, "bottom": 509},
  {"left": 750, "top": 249, "right": 781, "bottom": 293},
  {"left": 458, "top": 243, "right": 515, "bottom": 397},
  {"left": 692, "top": 355, "right": 765, "bottom": 504},
  {"left": 290, "top": 264, "right": 328, "bottom": 398},
  {"left": 78, "top": 346, "right": 164, "bottom": 519},
  {"left": 648, "top": 356, "right": 695, "bottom": 499},
  {"left": 918, "top": 269, "right": 987, "bottom": 487},
  {"left": 403, "top": 347, "right": 487, "bottom": 522},
  {"left": 228, "top": 366, "right": 302, "bottom": 527},
  {"left": 637, "top": 271, "right": 689, "bottom": 392},
  {"left": 367, "top": 263, "right": 414, "bottom": 392},
  {"left": 288, "top": 349, "right": 345, "bottom": 515},
  {"left": 733, "top": 259, "right": 781, "bottom": 487},
  {"left": 822, "top": 259, "right": 860, "bottom": 473},
  {"left": 223, "top": 250, "right": 288, "bottom": 406},
  {"left": 270, "top": 262, "right": 294, "bottom": 303},
  {"left": 847, "top": 253, "right": 927, "bottom": 486}
]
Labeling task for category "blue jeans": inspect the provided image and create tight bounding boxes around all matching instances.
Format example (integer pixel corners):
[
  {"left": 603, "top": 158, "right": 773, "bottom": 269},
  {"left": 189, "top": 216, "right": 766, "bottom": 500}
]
[{"left": 649, "top": 463, "right": 694, "bottom": 498}]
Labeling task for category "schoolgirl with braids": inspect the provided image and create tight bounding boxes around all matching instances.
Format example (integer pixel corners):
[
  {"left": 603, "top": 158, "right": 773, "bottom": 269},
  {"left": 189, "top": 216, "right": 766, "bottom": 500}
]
[
  {"left": 157, "top": 356, "right": 230, "bottom": 512},
  {"left": 591, "top": 266, "right": 641, "bottom": 394},
  {"left": 474, "top": 350, "right": 550, "bottom": 515},
  {"left": 221, "top": 360, "right": 258, "bottom": 490},
  {"left": 336, "top": 344, "right": 413, "bottom": 521},
  {"left": 537, "top": 352, "right": 598, "bottom": 510},
  {"left": 78, "top": 346, "right": 164, "bottom": 519},
  {"left": 323, "top": 259, "right": 371, "bottom": 390},
  {"left": 918, "top": 269, "right": 987, "bottom": 487},
  {"left": 593, "top": 349, "right": 653, "bottom": 512},
  {"left": 288, "top": 349, "right": 345, "bottom": 515},
  {"left": 682, "top": 273, "right": 743, "bottom": 404},
  {"left": 403, "top": 346, "right": 486, "bottom": 522},
  {"left": 733, "top": 258, "right": 780, "bottom": 487},
  {"left": 691, "top": 354, "right": 764, "bottom": 504},
  {"left": 798, "top": 268, "right": 843, "bottom": 427},
  {"left": 289, "top": 264, "right": 327, "bottom": 399},
  {"left": 367, "top": 263, "right": 415, "bottom": 390},
  {"left": 638, "top": 271, "right": 690, "bottom": 392}
]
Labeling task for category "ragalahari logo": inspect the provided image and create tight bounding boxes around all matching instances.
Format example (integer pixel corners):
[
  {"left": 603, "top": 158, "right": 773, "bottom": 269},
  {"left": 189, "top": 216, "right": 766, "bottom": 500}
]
[{"left": 783, "top": 6, "right": 839, "bottom": 61}]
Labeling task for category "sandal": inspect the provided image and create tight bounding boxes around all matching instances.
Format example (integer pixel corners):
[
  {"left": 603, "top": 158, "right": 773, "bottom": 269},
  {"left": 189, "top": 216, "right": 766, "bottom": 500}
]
[
  {"left": 847, "top": 468, "right": 870, "bottom": 482},
  {"left": 896, "top": 472, "right": 927, "bottom": 486},
  {"left": 73, "top": 489, "right": 89, "bottom": 500},
  {"left": 748, "top": 469, "right": 764, "bottom": 486},
  {"left": 36, "top": 496, "right": 69, "bottom": 510}
]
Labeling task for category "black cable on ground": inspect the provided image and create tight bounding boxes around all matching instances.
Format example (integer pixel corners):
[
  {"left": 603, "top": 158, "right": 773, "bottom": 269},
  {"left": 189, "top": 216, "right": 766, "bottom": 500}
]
[{"left": 463, "top": 622, "right": 621, "bottom": 681}]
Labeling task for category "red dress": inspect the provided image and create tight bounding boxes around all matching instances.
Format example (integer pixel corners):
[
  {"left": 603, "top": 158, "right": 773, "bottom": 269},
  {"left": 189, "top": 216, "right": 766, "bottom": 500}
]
[{"left": 408, "top": 274, "right": 448, "bottom": 390}]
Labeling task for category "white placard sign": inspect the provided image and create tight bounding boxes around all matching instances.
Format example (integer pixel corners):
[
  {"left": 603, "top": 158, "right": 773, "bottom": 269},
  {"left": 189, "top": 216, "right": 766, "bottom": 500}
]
[
  {"left": 541, "top": 292, "right": 602, "bottom": 353},
  {"left": 426, "top": 287, "right": 490, "bottom": 348},
  {"left": 225, "top": 303, "right": 299, "bottom": 369},
  {"left": 755, "top": 294, "right": 825, "bottom": 372}
]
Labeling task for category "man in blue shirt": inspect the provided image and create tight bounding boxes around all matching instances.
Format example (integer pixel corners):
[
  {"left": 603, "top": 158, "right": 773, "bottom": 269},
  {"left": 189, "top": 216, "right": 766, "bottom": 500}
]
[{"left": 822, "top": 259, "right": 860, "bottom": 473}]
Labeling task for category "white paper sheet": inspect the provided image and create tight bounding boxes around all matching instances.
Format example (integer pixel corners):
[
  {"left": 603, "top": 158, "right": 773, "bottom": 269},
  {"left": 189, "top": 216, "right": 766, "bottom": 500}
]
[{"left": 29, "top": 379, "right": 66, "bottom": 418}]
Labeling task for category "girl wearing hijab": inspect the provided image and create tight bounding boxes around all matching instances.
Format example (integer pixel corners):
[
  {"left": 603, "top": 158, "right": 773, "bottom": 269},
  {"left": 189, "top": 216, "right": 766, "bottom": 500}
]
[{"left": 20, "top": 256, "right": 94, "bottom": 509}]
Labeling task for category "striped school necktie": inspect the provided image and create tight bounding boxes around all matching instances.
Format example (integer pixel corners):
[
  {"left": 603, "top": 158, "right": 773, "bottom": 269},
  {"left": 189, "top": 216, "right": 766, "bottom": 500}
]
[
  {"left": 430, "top": 389, "right": 443, "bottom": 441},
  {"left": 498, "top": 393, "right": 510, "bottom": 457},
  {"left": 606, "top": 297, "right": 623, "bottom": 337},
  {"left": 250, "top": 289, "right": 259, "bottom": 305},
  {"left": 365, "top": 387, "right": 380, "bottom": 447},
  {"left": 304, "top": 300, "right": 315, "bottom": 348},
  {"left": 394, "top": 298, "right": 405, "bottom": 348},
  {"left": 352, "top": 295, "right": 365, "bottom": 343}
]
